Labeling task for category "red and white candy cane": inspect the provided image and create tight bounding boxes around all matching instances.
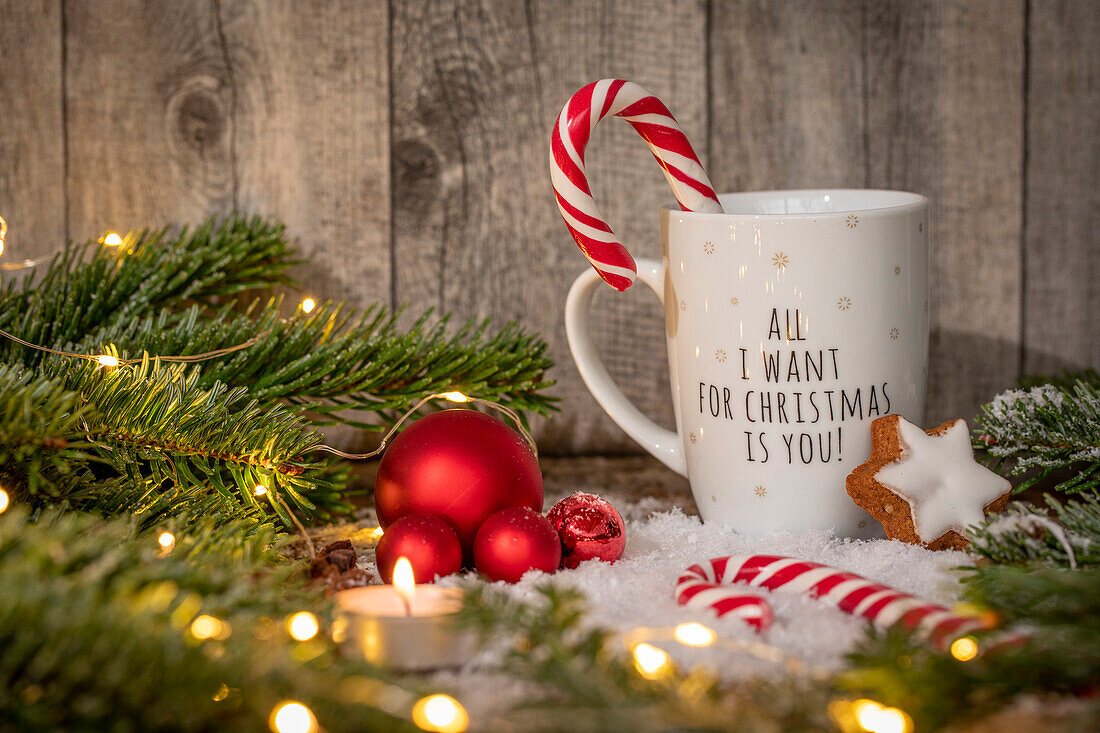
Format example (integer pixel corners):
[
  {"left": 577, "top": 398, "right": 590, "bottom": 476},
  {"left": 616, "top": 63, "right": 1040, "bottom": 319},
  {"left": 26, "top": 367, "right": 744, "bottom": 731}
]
[
  {"left": 677, "top": 555, "right": 992, "bottom": 648},
  {"left": 675, "top": 561, "right": 775, "bottom": 632},
  {"left": 550, "top": 79, "right": 724, "bottom": 292}
]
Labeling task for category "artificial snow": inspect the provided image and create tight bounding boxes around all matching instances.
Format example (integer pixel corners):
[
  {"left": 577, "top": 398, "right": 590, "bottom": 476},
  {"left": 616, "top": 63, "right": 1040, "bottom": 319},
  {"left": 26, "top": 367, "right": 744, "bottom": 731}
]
[{"left": 427, "top": 496, "right": 974, "bottom": 718}]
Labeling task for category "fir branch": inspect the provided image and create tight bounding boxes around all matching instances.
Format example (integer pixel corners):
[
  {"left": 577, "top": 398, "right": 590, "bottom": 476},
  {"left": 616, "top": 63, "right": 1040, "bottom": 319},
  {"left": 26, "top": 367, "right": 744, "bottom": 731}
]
[
  {"left": 0, "top": 216, "right": 294, "bottom": 370},
  {"left": 457, "top": 584, "right": 833, "bottom": 732},
  {"left": 843, "top": 564, "right": 1100, "bottom": 731},
  {"left": 0, "top": 365, "right": 95, "bottom": 497},
  {"left": 968, "top": 492, "right": 1100, "bottom": 568},
  {"left": 0, "top": 508, "right": 423, "bottom": 732},
  {"left": 974, "top": 380, "right": 1100, "bottom": 494},
  {"left": 1, "top": 356, "right": 349, "bottom": 531},
  {"left": 78, "top": 297, "right": 557, "bottom": 428}
]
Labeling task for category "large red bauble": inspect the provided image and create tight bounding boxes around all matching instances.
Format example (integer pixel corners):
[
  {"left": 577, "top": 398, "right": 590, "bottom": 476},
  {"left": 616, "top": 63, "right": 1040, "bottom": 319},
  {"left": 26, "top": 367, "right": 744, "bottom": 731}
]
[
  {"left": 547, "top": 493, "right": 626, "bottom": 569},
  {"left": 473, "top": 507, "right": 561, "bottom": 583},
  {"left": 374, "top": 409, "right": 543, "bottom": 553},
  {"left": 375, "top": 513, "right": 463, "bottom": 584}
]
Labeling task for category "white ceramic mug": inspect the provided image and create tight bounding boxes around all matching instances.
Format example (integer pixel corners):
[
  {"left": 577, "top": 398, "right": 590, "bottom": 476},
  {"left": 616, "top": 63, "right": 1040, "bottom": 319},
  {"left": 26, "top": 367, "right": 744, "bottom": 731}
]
[{"left": 565, "top": 190, "right": 929, "bottom": 537}]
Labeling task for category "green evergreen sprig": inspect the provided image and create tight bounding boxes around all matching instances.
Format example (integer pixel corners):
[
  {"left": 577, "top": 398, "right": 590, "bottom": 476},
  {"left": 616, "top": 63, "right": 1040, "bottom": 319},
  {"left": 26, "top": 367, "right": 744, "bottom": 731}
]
[
  {"left": 974, "top": 379, "right": 1100, "bottom": 494},
  {"left": 0, "top": 216, "right": 295, "bottom": 370},
  {"left": 78, "top": 298, "right": 554, "bottom": 428},
  {"left": 967, "top": 491, "right": 1100, "bottom": 568},
  {"left": 456, "top": 584, "right": 834, "bottom": 732},
  {"left": 843, "top": 564, "right": 1100, "bottom": 731},
  {"left": 0, "top": 507, "right": 426, "bottom": 732},
  {"left": 0, "top": 364, "right": 94, "bottom": 497}
]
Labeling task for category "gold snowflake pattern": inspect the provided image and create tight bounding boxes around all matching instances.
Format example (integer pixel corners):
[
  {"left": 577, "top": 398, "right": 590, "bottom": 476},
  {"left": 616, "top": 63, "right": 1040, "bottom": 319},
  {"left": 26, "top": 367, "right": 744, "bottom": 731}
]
[
  {"left": 715, "top": 349, "right": 727, "bottom": 363},
  {"left": 689, "top": 432, "right": 697, "bottom": 445},
  {"left": 754, "top": 485, "right": 767, "bottom": 498},
  {"left": 858, "top": 519, "right": 867, "bottom": 529},
  {"left": 846, "top": 215, "right": 860, "bottom": 228},
  {"left": 704, "top": 240, "right": 715, "bottom": 255},
  {"left": 771, "top": 252, "right": 789, "bottom": 269},
  {"left": 837, "top": 296, "right": 852, "bottom": 311},
  {"left": 729, "top": 297, "right": 739, "bottom": 306},
  {"left": 679, "top": 300, "right": 686, "bottom": 311},
  {"left": 890, "top": 327, "right": 900, "bottom": 340},
  {"left": 894, "top": 265, "right": 902, "bottom": 276}
]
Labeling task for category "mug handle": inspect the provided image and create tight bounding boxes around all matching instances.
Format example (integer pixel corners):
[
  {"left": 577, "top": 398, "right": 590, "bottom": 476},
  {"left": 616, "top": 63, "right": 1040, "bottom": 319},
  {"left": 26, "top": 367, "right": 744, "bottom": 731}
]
[{"left": 564, "top": 257, "right": 686, "bottom": 476}]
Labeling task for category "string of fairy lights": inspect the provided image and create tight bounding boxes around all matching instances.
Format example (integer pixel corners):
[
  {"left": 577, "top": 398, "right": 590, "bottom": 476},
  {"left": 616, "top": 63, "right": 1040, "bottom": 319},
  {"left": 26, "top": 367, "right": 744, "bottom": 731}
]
[{"left": 0, "top": 215, "right": 932, "bottom": 733}]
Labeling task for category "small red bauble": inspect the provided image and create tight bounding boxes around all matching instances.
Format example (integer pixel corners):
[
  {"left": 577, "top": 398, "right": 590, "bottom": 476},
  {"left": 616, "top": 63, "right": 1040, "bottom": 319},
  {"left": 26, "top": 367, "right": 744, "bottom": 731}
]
[
  {"left": 375, "top": 513, "right": 463, "bottom": 584},
  {"left": 547, "top": 493, "right": 626, "bottom": 569},
  {"left": 374, "top": 409, "right": 544, "bottom": 554},
  {"left": 473, "top": 507, "right": 561, "bottom": 583}
]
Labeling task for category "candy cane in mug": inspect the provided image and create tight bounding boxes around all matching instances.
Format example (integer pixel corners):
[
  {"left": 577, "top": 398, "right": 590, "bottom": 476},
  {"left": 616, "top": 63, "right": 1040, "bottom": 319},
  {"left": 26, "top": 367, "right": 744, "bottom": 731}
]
[
  {"left": 550, "top": 79, "right": 724, "bottom": 291},
  {"left": 677, "top": 555, "right": 993, "bottom": 648}
]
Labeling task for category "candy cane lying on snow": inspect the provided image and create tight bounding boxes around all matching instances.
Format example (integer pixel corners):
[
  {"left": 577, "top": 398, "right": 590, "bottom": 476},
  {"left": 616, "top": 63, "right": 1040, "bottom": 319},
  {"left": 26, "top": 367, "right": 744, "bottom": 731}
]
[
  {"left": 675, "top": 561, "right": 774, "bottom": 632},
  {"left": 550, "top": 79, "right": 724, "bottom": 292},
  {"left": 677, "top": 555, "right": 992, "bottom": 648}
]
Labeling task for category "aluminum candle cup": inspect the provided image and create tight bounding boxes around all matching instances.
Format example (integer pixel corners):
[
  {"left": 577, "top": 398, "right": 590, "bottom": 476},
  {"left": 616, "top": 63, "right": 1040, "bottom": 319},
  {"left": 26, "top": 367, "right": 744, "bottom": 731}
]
[{"left": 335, "top": 586, "right": 475, "bottom": 671}]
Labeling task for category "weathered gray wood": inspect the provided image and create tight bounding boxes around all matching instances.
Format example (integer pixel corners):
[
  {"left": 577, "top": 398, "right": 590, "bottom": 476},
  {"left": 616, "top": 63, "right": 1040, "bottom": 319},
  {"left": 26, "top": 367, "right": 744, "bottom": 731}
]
[
  {"left": 1023, "top": 0, "right": 1100, "bottom": 376},
  {"left": 63, "top": 1, "right": 235, "bottom": 242},
  {"left": 864, "top": 1, "right": 1025, "bottom": 424},
  {"left": 225, "top": 1, "right": 392, "bottom": 304},
  {"left": 0, "top": 0, "right": 66, "bottom": 258},
  {"left": 708, "top": 0, "right": 867, "bottom": 191},
  {"left": 390, "top": 0, "right": 708, "bottom": 454}
]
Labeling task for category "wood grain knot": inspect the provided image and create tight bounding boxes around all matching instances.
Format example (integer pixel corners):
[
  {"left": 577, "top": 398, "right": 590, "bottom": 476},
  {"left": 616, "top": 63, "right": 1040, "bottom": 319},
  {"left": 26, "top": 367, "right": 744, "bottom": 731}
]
[
  {"left": 174, "top": 88, "right": 227, "bottom": 154},
  {"left": 392, "top": 138, "right": 442, "bottom": 215}
]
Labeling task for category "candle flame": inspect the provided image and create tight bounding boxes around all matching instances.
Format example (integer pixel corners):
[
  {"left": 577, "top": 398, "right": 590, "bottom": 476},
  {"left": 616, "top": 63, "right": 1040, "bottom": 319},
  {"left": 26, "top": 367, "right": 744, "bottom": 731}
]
[{"left": 393, "top": 557, "right": 415, "bottom": 614}]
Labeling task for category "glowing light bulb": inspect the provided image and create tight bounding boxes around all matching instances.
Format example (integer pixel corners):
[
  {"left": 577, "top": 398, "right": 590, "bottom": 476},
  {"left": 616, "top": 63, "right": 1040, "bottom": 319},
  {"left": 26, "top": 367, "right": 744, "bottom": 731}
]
[
  {"left": 190, "top": 614, "right": 231, "bottom": 641},
  {"left": 286, "top": 611, "right": 319, "bottom": 641},
  {"left": 0, "top": 213, "right": 7, "bottom": 257},
  {"left": 851, "top": 699, "right": 911, "bottom": 733},
  {"left": 632, "top": 642, "right": 671, "bottom": 679},
  {"left": 253, "top": 484, "right": 268, "bottom": 496},
  {"left": 157, "top": 531, "right": 176, "bottom": 550},
  {"left": 412, "top": 694, "right": 469, "bottom": 733},
  {"left": 103, "top": 232, "right": 123, "bottom": 247},
  {"left": 370, "top": 526, "right": 384, "bottom": 538},
  {"left": 673, "top": 622, "right": 717, "bottom": 647},
  {"left": 0, "top": 487, "right": 8, "bottom": 514},
  {"left": 300, "top": 297, "right": 316, "bottom": 313},
  {"left": 439, "top": 391, "right": 469, "bottom": 403},
  {"left": 96, "top": 354, "right": 120, "bottom": 367},
  {"left": 270, "top": 701, "right": 318, "bottom": 733},
  {"left": 950, "top": 636, "right": 979, "bottom": 662}
]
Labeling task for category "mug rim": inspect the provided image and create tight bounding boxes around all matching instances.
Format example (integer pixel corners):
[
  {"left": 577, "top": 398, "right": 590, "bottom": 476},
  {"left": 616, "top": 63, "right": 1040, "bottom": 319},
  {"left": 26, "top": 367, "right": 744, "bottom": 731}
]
[{"left": 662, "top": 188, "right": 929, "bottom": 219}]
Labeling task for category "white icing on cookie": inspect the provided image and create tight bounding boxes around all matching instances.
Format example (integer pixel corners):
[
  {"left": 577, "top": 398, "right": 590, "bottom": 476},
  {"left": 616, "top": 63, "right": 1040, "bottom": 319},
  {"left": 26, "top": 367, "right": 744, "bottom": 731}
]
[{"left": 875, "top": 418, "right": 1011, "bottom": 542}]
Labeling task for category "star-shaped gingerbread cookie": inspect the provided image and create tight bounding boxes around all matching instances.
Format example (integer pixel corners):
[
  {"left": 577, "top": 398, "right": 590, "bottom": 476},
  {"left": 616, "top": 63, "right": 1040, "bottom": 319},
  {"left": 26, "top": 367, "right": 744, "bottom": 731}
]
[{"left": 846, "top": 414, "right": 1012, "bottom": 550}]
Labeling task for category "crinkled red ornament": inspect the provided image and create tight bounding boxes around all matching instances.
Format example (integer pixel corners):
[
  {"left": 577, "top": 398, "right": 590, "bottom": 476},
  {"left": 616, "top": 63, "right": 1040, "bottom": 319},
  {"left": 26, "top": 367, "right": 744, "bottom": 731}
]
[
  {"left": 547, "top": 492, "right": 626, "bottom": 569},
  {"left": 374, "top": 409, "right": 543, "bottom": 556},
  {"left": 473, "top": 507, "right": 561, "bottom": 583},
  {"left": 375, "top": 513, "right": 463, "bottom": 584}
]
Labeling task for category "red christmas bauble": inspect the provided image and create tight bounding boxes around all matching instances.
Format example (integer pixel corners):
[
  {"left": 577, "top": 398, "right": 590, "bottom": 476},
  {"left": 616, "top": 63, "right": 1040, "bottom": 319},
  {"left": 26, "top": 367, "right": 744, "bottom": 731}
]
[
  {"left": 375, "top": 513, "right": 463, "bottom": 584},
  {"left": 547, "top": 493, "right": 626, "bottom": 569},
  {"left": 473, "top": 507, "right": 561, "bottom": 583},
  {"left": 375, "top": 409, "right": 543, "bottom": 554}
]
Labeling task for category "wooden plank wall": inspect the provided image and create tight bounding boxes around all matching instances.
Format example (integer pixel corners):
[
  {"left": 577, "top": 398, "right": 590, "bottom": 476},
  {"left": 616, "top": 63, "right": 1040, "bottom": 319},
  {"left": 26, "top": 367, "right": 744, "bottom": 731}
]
[{"left": 1, "top": 0, "right": 1096, "bottom": 456}]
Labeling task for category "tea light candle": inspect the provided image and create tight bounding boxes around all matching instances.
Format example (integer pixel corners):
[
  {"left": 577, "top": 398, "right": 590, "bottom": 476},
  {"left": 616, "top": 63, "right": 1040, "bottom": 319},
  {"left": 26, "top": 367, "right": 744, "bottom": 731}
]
[{"left": 335, "top": 558, "right": 475, "bottom": 671}]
